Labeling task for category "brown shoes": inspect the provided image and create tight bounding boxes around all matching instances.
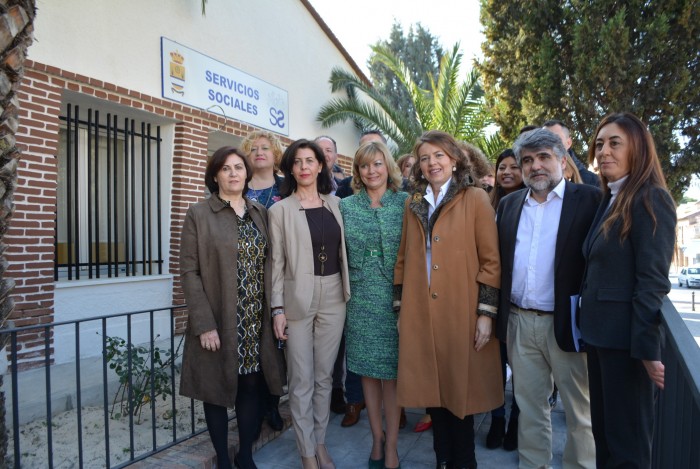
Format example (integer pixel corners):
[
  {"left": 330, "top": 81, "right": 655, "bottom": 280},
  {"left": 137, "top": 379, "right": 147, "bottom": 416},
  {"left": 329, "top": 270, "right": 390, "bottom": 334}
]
[{"left": 340, "top": 401, "right": 365, "bottom": 427}]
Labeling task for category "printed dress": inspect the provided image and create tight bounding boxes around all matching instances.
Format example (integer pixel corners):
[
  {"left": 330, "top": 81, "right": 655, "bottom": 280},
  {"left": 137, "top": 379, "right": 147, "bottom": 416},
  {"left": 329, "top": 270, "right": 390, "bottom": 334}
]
[
  {"left": 340, "top": 189, "right": 408, "bottom": 379},
  {"left": 236, "top": 210, "right": 267, "bottom": 374}
]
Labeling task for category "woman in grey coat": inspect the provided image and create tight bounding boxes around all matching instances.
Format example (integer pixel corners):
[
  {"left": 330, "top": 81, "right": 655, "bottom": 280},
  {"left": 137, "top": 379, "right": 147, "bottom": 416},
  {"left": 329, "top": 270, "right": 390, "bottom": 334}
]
[{"left": 179, "top": 146, "right": 285, "bottom": 469}]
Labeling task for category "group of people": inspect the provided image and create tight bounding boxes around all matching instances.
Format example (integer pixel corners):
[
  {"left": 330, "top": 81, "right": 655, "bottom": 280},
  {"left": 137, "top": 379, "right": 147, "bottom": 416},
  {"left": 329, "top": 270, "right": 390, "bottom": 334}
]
[{"left": 178, "top": 111, "right": 676, "bottom": 469}]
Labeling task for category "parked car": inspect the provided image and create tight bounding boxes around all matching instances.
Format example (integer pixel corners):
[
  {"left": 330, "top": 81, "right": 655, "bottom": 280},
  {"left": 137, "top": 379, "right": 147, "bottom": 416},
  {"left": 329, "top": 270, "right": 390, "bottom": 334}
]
[{"left": 679, "top": 266, "right": 700, "bottom": 288}]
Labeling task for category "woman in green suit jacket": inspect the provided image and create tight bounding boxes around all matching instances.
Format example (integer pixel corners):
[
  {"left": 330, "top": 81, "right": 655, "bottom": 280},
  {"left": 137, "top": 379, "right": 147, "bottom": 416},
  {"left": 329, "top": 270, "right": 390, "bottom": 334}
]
[{"left": 340, "top": 141, "right": 408, "bottom": 469}]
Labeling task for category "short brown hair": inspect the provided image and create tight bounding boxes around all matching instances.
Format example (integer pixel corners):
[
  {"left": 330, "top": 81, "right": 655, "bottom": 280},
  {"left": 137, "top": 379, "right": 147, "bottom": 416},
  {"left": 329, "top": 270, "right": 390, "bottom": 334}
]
[
  {"left": 411, "top": 130, "right": 472, "bottom": 192},
  {"left": 205, "top": 146, "right": 252, "bottom": 195}
]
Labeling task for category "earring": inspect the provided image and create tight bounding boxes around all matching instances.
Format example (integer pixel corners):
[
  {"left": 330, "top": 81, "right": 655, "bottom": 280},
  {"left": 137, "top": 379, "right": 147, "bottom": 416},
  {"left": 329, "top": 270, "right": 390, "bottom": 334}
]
[
  {"left": 421, "top": 174, "right": 425, "bottom": 179},
  {"left": 452, "top": 166, "right": 456, "bottom": 172}
]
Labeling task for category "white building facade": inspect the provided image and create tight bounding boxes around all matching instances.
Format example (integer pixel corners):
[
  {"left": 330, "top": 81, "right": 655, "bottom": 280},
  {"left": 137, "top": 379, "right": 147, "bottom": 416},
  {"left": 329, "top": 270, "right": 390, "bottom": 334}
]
[{"left": 6, "top": 0, "right": 364, "bottom": 366}]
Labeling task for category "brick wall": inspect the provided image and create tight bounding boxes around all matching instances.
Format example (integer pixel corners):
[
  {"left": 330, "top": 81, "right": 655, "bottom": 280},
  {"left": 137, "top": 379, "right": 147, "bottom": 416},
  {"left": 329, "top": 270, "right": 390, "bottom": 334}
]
[
  {"left": 5, "top": 67, "right": 62, "bottom": 365},
  {"left": 6, "top": 60, "right": 294, "bottom": 364}
]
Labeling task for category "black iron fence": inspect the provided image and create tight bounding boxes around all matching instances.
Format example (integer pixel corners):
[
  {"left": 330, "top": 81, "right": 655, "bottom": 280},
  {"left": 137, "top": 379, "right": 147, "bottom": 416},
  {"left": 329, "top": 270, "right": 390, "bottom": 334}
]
[
  {"left": 654, "top": 297, "right": 700, "bottom": 468},
  {"left": 2, "top": 305, "right": 215, "bottom": 469},
  {"left": 1, "top": 299, "right": 698, "bottom": 467}
]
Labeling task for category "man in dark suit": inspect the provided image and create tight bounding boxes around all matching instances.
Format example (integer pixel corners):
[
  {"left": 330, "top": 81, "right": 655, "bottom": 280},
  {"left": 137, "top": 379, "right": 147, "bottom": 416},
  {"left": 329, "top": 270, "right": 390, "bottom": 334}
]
[
  {"left": 543, "top": 119, "right": 599, "bottom": 187},
  {"left": 315, "top": 135, "right": 346, "bottom": 195},
  {"left": 496, "top": 128, "right": 601, "bottom": 469}
]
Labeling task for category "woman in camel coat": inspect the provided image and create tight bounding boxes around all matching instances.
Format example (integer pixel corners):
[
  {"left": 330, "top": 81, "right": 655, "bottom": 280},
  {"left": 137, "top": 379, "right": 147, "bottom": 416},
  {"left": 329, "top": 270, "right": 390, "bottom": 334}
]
[{"left": 394, "top": 131, "right": 502, "bottom": 469}]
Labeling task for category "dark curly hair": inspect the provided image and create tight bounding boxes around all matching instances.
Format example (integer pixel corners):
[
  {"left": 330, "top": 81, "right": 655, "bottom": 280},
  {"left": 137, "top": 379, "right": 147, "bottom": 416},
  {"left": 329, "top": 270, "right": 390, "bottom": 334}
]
[{"left": 278, "top": 139, "right": 333, "bottom": 196}]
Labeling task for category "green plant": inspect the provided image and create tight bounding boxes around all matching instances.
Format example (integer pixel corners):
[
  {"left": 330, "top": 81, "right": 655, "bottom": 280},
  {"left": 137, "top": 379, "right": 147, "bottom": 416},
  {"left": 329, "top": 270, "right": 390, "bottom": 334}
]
[{"left": 103, "top": 334, "right": 183, "bottom": 423}]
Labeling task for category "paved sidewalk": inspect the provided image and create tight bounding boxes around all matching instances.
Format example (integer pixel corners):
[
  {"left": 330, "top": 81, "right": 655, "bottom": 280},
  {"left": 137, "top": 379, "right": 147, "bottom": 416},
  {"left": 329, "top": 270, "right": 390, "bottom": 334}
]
[
  {"left": 133, "top": 381, "right": 567, "bottom": 468},
  {"left": 253, "top": 382, "right": 565, "bottom": 469}
]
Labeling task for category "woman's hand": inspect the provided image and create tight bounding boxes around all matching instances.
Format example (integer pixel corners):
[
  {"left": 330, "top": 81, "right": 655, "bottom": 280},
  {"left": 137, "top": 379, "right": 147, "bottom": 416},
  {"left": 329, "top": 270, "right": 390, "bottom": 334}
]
[
  {"left": 474, "top": 315, "right": 493, "bottom": 352},
  {"left": 199, "top": 329, "right": 220, "bottom": 352},
  {"left": 273, "top": 313, "right": 288, "bottom": 341},
  {"left": 642, "top": 359, "right": 665, "bottom": 389}
]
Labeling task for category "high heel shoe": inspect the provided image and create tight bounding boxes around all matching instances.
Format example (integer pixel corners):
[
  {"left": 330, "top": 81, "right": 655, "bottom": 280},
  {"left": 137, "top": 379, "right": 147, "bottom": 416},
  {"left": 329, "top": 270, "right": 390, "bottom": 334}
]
[
  {"left": 414, "top": 420, "right": 432, "bottom": 432},
  {"left": 383, "top": 449, "right": 400, "bottom": 469},
  {"left": 369, "top": 430, "right": 385, "bottom": 468},
  {"left": 315, "top": 444, "right": 336, "bottom": 469}
]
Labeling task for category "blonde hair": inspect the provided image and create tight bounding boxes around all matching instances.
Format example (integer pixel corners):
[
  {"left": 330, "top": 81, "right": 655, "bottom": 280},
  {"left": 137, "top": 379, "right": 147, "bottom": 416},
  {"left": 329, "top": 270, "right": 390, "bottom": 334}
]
[
  {"left": 240, "top": 130, "right": 284, "bottom": 169},
  {"left": 352, "top": 141, "right": 403, "bottom": 193}
]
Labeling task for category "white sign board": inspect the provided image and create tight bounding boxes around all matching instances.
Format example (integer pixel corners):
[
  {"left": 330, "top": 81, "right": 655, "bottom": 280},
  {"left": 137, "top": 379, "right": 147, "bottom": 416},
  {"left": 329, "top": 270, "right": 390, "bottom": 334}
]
[{"left": 161, "top": 37, "right": 289, "bottom": 135}]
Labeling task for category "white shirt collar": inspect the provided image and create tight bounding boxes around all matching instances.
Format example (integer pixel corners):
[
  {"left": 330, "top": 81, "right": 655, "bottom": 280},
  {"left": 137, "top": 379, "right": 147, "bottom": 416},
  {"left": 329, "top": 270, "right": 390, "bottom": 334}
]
[
  {"left": 525, "top": 177, "right": 566, "bottom": 206},
  {"left": 425, "top": 177, "right": 452, "bottom": 200},
  {"left": 607, "top": 175, "right": 629, "bottom": 196}
]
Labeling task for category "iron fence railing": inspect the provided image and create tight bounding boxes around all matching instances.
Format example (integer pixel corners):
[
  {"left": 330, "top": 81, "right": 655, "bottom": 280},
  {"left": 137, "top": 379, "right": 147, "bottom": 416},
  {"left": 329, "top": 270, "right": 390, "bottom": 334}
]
[
  {"left": 2, "top": 305, "right": 216, "bottom": 469},
  {"left": 654, "top": 297, "right": 700, "bottom": 468},
  {"left": 1, "top": 299, "right": 697, "bottom": 467}
]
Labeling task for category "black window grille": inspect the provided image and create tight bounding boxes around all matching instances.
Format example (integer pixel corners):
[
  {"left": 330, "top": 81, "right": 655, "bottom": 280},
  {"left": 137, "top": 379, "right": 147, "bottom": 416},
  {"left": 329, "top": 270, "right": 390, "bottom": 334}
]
[{"left": 56, "top": 104, "right": 163, "bottom": 280}]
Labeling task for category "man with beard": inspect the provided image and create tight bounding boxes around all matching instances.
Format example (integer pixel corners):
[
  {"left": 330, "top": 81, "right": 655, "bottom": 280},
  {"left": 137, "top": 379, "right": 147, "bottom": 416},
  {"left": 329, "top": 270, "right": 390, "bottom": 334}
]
[
  {"left": 542, "top": 119, "right": 599, "bottom": 187},
  {"left": 495, "top": 128, "right": 600, "bottom": 469}
]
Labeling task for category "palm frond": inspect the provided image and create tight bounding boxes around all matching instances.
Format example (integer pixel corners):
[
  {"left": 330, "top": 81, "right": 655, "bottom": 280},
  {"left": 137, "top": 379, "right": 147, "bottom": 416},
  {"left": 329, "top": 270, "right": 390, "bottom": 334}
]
[
  {"left": 317, "top": 42, "right": 500, "bottom": 157},
  {"left": 432, "top": 44, "right": 463, "bottom": 131}
]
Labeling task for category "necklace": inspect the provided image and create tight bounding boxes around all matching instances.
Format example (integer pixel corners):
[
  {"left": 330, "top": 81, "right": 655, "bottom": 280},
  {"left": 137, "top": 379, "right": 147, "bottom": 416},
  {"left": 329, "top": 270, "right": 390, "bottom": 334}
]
[
  {"left": 304, "top": 201, "right": 327, "bottom": 275},
  {"left": 248, "top": 183, "right": 274, "bottom": 208}
]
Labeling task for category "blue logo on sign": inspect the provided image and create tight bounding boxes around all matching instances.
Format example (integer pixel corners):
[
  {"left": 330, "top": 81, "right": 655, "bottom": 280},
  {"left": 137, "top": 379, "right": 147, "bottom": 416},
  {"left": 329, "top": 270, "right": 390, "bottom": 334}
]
[{"left": 269, "top": 108, "right": 285, "bottom": 129}]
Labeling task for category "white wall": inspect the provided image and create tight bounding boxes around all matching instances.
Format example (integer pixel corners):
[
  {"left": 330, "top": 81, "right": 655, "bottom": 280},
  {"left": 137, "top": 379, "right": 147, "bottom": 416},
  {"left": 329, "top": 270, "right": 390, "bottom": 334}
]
[
  {"left": 53, "top": 276, "right": 174, "bottom": 364},
  {"left": 32, "top": 0, "right": 363, "bottom": 156}
]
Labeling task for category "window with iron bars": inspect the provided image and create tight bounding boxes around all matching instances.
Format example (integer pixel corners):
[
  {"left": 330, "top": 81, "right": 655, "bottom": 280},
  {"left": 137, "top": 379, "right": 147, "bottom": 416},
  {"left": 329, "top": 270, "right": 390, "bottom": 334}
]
[{"left": 56, "top": 104, "right": 163, "bottom": 280}]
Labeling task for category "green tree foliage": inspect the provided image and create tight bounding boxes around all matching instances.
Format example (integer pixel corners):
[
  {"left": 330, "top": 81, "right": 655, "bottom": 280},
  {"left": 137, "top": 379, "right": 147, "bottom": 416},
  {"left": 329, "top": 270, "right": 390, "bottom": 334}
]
[
  {"left": 368, "top": 22, "right": 444, "bottom": 118},
  {"left": 318, "top": 43, "right": 503, "bottom": 158},
  {"left": 479, "top": 0, "right": 700, "bottom": 200}
]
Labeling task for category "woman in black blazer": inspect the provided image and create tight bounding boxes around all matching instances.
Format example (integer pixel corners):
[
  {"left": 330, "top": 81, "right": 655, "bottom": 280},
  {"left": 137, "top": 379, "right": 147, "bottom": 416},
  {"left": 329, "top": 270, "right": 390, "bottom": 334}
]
[{"left": 580, "top": 112, "right": 676, "bottom": 468}]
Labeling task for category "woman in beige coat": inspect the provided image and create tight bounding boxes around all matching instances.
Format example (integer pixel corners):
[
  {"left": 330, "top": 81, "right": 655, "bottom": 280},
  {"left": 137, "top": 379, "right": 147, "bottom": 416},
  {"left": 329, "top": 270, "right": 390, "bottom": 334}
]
[
  {"left": 394, "top": 131, "right": 503, "bottom": 469},
  {"left": 269, "top": 139, "right": 350, "bottom": 469},
  {"left": 179, "top": 146, "right": 285, "bottom": 469}
]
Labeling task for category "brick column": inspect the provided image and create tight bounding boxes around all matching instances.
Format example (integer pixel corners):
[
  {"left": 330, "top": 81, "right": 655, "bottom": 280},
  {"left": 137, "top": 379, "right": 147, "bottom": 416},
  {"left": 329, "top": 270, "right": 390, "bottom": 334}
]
[
  {"left": 169, "top": 121, "right": 209, "bottom": 332},
  {"left": 5, "top": 69, "right": 61, "bottom": 364}
]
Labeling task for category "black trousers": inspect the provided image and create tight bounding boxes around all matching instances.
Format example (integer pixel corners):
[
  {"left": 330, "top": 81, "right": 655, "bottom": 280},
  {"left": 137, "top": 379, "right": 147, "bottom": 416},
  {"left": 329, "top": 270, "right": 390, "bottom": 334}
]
[
  {"left": 203, "top": 371, "right": 264, "bottom": 469},
  {"left": 587, "top": 346, "right": 656, "bottom": 468},
  {"left": 428, "top": 407, "right": 476, "bottom": 467}
]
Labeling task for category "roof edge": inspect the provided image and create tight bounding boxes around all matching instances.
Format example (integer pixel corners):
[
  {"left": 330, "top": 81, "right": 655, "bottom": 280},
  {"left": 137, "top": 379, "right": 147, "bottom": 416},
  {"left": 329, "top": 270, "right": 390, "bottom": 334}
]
[{"left": 299, "top": 0, "right": 372, "bottom": 86}]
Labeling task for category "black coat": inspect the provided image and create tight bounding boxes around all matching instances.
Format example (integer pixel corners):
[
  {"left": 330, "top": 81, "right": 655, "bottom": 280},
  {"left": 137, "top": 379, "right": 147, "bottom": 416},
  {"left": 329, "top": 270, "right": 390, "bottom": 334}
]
[
  {"left": 580, "top": 186, "right": 676, "bottom": 360},
  {"left": 496, "top": 181, "right": 602, "bottom": 352}
]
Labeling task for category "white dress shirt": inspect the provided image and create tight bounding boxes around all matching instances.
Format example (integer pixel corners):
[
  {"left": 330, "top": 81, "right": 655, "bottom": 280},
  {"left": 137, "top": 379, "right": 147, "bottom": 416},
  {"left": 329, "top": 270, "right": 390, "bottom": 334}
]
[
  {"left": 425, "top": 178, "right": 452, "bottom": 285},
  {"left": 511, "top": 178, "right": 566, "bottom": 311}
]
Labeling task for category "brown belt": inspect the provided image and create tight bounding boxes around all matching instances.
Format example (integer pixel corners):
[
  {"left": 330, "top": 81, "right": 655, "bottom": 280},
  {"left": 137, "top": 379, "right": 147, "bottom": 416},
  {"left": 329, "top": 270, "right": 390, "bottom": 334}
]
[{"left": 510, "top": 303, "right": 553, "bottom": 316}]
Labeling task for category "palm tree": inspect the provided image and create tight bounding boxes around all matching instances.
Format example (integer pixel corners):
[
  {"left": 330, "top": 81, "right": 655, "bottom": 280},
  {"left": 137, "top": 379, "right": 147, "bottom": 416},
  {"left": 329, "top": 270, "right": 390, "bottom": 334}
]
[
  {"left": 0, "top": 1, "right": 36, "bottom": 464},
  {"left": 317, "top": 43, "right": 504, "bottom": 158}
]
